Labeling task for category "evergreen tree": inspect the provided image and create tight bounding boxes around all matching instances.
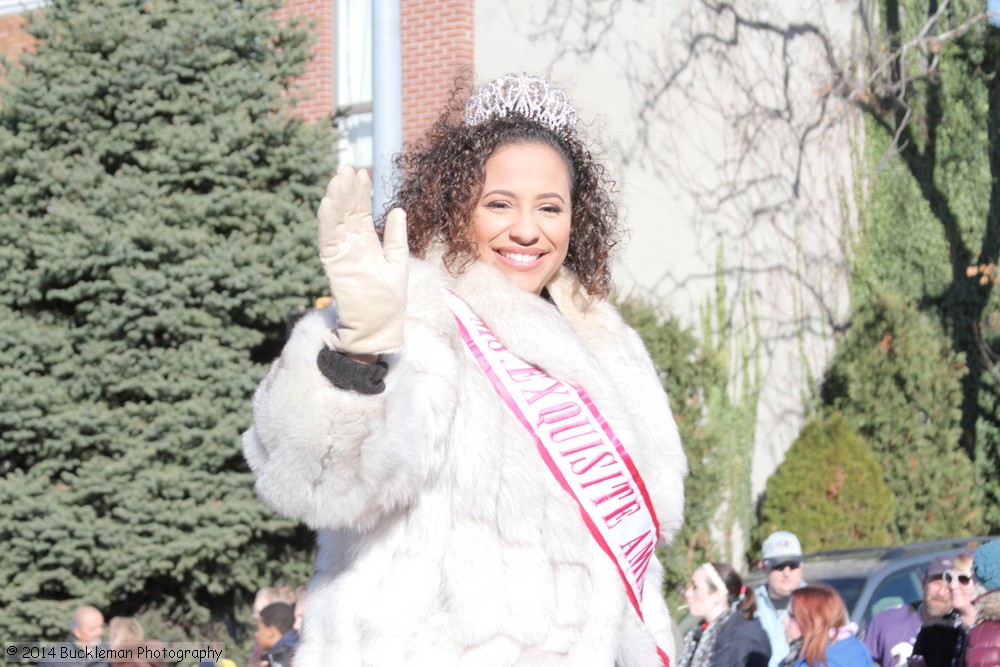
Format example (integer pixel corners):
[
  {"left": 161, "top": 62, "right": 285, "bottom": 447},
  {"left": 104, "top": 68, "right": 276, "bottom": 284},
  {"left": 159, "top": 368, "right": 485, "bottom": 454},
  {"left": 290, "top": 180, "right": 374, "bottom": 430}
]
[
  {"left": 756, "top": 412, "right": 893, "bottom": 553},
  {"left": 0, "top": 0, "right": 333, "bottom": 643},
  {"left": 974, "top": 375, "right": 1000, "bottom": 530},
  {"left": 849, "top": 0, "right": 1000, "bottom": 532},
  {"left": 617, "top": 297, "right": 725, "bottom": 613},
  {"left": 697, "top": 247, "right": 759, "bottom": 566},
  {"left": 821, "top": 290, "right": 984, "bottom": 540},
  {"left": 619, "top": 248, "right": 760, "bottom": 614}
]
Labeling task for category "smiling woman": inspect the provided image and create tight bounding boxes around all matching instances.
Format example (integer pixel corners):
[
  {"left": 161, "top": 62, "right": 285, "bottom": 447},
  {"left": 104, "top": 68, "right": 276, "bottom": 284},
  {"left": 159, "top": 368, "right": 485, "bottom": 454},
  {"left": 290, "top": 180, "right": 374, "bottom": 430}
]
[
  {"left": 392, "top": 75, "right": 620, "bottom": 300},
  {"left": 946, "top": 553, "right": 978, "bottom": 629},
  {"left": 242, "top": 73, "right": 688, "bottom": 667},
  {"left": 470, "top": 142, "right": 572, "bottom": 294}
]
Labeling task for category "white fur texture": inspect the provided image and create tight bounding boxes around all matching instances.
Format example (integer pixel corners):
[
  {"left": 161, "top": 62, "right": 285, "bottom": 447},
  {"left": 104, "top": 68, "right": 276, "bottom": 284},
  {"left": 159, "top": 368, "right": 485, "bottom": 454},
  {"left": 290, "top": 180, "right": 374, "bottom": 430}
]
[{"left": 243, "top": 258, "right": 688, "bottom": 666}]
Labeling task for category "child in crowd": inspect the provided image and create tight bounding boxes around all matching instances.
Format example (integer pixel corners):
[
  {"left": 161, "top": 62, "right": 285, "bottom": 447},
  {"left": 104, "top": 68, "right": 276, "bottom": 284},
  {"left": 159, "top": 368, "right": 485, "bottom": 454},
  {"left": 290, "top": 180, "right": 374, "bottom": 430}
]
[{"left": 255, "top": 603, "right": 298, "bottom": 667}]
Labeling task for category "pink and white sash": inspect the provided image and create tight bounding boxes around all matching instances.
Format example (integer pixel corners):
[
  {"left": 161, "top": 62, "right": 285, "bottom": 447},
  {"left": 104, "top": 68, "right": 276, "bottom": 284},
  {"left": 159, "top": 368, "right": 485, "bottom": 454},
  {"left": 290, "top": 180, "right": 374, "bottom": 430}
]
[{"left": 445, "top": 291, "right": 670, "bottom": 666}]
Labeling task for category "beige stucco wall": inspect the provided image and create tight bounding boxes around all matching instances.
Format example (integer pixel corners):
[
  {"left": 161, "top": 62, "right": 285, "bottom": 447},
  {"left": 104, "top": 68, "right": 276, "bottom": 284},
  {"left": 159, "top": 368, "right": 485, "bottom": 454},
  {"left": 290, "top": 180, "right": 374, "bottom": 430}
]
[{"left": 475, "top": 0, "right": 860, "bottom": 503}]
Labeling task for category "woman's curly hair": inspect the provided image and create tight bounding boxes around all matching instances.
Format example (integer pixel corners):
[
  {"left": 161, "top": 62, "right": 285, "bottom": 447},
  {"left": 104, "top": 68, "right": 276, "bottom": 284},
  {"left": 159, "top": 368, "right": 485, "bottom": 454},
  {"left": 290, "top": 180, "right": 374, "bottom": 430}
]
[{"left": 386, "top": 85, "right": 623, "bottom": 298}]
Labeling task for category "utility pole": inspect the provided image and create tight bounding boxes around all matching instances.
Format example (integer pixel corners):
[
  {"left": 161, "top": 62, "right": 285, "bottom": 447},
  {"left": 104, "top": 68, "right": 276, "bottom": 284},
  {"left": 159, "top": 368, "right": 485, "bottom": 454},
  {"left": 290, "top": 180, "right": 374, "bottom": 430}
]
[{"left": 371, "top": 0, "right": 402, "bottom": 218}]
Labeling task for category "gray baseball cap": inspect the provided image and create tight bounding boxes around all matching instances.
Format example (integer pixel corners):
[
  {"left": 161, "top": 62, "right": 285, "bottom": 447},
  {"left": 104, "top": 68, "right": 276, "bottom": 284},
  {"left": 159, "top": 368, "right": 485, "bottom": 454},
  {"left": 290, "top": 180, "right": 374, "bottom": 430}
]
[{"left": 762, "top": 531, "right": 803, "bottom": 563}]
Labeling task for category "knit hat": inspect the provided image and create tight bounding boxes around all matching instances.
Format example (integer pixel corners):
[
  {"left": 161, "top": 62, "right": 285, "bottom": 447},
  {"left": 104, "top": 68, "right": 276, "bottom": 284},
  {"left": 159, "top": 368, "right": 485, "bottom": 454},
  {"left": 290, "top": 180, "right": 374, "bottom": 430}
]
[{"left": 974, "top": 538, "right": 1000, "bottom": 591}]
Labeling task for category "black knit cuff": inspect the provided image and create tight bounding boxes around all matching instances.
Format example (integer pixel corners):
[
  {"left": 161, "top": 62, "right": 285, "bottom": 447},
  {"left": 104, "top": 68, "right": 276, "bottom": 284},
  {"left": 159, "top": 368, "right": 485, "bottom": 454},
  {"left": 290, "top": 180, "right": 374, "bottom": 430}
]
[{"left": 316, "top": 347, "right": 389, "bottom": 395}]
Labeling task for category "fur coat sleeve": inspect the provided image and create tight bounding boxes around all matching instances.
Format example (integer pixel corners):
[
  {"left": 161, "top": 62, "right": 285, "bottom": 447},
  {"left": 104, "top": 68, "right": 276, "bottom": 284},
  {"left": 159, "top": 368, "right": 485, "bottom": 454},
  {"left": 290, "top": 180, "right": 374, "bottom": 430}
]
[{"left": 242, "top": 259, "right": 459, "bottom": 531}]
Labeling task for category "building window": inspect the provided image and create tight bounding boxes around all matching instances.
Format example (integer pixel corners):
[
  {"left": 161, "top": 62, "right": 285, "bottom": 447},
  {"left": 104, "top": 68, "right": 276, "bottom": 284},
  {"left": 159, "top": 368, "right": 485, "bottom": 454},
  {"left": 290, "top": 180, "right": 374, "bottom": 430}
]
[{"left": 335, "top": 0, "right": 373, "bottom": 169}]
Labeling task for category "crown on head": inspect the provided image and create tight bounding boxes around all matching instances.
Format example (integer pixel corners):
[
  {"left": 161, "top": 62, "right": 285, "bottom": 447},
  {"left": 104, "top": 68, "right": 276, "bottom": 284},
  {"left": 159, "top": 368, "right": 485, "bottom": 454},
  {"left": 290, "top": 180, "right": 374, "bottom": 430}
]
[{"left": 464, "top": 73, "right": 578, "bottom": 136}]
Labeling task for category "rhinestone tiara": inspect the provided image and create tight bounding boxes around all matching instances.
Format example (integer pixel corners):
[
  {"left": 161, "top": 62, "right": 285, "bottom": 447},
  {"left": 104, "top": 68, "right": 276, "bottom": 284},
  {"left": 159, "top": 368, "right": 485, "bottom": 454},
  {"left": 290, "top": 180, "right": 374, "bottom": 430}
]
[{"left": 464, "top": 73, "right": 578, "bottom": 136}]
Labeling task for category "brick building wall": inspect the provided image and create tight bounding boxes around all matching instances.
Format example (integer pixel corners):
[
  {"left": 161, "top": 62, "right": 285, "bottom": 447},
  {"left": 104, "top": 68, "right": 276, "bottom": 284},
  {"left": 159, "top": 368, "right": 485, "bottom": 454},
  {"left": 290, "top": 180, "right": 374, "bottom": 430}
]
[
  {"left": 400, "top": 0, "right": 474, "bottom": 141},
  {"left": 0, "top": 0, "right": 474, "bottom": 142},
  {"left": 275, "top": 0, "right": 476, "bottom": 143},
  {"left": 0, "top": 10, "right": 36, "bottom": 78},
  {"left": 275, "top": 0, "right": 475, "bottom": 142},
  {"left": 275, "top": 0, "right": 335, "bottom": 125}
]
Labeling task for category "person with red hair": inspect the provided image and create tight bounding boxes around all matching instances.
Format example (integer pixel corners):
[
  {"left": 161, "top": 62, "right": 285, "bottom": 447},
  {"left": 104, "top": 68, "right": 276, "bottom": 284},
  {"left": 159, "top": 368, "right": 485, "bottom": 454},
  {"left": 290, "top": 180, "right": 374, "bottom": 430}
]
[{"left": 779, "top": 584, "right": 872, "bottom": 667}]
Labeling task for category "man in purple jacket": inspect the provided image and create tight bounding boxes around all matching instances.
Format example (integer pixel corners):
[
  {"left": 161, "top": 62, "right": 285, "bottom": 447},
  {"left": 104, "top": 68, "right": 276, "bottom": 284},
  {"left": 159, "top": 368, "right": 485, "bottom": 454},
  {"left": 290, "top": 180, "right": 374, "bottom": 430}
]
[{"left": 863, "top": 556, "right": 957, "bottom": 667}]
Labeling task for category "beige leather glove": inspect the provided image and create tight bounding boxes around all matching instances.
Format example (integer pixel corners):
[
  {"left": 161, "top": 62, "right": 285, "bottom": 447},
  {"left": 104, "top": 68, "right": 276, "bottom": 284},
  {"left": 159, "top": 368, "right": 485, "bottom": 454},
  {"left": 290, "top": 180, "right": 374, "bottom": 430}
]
[{"left": 317, "top": 165, "right": 408, "bottom": 355}]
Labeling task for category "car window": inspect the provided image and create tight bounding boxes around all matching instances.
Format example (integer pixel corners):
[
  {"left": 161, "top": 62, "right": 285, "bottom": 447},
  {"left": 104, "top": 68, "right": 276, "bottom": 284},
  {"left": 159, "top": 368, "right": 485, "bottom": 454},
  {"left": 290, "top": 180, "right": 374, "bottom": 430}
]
[
  {"left": 865, "top": 564, "right": 926, "bottom": 624},
  {"left": 817, "top": 576, "right": 866, "bottom": 614}
]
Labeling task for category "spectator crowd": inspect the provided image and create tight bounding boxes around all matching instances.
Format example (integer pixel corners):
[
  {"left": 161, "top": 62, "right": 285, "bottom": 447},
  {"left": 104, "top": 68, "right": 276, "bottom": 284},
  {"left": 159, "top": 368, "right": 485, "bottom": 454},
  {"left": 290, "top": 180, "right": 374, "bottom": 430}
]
[
  {"left": 678, "top": 531, "right": 1000, "bottom": 667},
  {"left": 45, "top": 585, "right": 305, "bottom": 667},
  {"left": 51, "top": 535, "right": 1000, "bottom": 667}
]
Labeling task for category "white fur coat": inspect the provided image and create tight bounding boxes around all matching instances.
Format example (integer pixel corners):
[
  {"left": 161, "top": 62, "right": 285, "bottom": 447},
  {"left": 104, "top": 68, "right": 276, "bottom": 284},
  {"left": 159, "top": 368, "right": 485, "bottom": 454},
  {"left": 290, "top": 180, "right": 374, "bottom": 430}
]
[{"left": 243, "top": 257, "right": 688, "bottom": 666}]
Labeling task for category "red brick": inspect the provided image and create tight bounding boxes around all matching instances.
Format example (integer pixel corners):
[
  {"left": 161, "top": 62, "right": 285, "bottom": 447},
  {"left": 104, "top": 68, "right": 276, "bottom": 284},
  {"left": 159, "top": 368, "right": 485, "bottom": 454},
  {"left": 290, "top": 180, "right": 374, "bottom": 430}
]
[
  {"left": 2, "top": 0, "right": 474, "bottom": 136},
  {"left": 0, "top": 10, "right": 37, "bottom": 81}
]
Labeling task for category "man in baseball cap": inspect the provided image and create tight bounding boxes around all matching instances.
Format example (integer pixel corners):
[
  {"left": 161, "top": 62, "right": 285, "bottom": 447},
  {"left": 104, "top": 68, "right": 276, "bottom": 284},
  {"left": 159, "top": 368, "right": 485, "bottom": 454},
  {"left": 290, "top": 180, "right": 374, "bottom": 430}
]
[
  {"left": 864, "top": 556, "right": 958, "bottom": 667},
  {"left": 754, "top": 530, "right": 806, "bottom": 667}
]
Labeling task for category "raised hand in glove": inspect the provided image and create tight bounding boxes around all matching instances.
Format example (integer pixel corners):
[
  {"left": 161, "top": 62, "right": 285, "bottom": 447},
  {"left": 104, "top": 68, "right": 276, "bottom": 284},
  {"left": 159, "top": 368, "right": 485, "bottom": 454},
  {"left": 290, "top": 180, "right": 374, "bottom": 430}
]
[{"left": 317, "top": 165, "right": 408, "bottom": 355}]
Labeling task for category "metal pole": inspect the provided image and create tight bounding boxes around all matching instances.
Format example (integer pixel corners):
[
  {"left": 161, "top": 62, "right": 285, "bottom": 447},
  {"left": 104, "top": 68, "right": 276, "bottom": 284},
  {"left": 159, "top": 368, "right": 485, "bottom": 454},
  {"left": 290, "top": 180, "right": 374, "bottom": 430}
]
[{"left": 371, "top": 0, "right": 402, "bottom": 219}]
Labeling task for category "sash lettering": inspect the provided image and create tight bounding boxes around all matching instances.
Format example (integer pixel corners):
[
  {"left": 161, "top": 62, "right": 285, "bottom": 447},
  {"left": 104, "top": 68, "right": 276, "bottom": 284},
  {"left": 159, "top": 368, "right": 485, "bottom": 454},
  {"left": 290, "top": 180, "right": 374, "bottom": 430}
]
[{"left": 444, "top": 291, "right": 669, "bottom": 667}]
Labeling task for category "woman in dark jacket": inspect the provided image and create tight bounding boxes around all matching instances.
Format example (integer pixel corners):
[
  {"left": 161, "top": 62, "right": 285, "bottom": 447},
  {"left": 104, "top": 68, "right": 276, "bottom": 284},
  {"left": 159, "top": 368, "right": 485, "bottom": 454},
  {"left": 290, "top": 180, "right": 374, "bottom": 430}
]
[{"left": 679, "top": 561, "right": 771, "bottom": 667}]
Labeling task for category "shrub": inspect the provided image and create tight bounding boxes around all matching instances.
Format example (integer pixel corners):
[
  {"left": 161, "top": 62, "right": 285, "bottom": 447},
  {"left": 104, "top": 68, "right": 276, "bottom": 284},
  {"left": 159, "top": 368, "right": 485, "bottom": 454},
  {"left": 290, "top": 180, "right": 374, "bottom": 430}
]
[
  {"left": 821, "top": 290, "right": 984, "bottom": 540},
  {"left": 757, "top": 412, "right": 892, "bottom": 553}
]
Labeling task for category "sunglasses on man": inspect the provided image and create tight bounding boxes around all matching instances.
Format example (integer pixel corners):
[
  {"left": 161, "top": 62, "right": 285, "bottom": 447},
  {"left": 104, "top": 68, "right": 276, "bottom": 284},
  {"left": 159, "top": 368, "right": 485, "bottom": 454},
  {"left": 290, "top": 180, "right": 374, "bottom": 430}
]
[
  {"left": 768, "top": 560, "right": 802, "bottom": 572},
  {"left": 943, "top": 569, "right": 974, "bottom": 586}
]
